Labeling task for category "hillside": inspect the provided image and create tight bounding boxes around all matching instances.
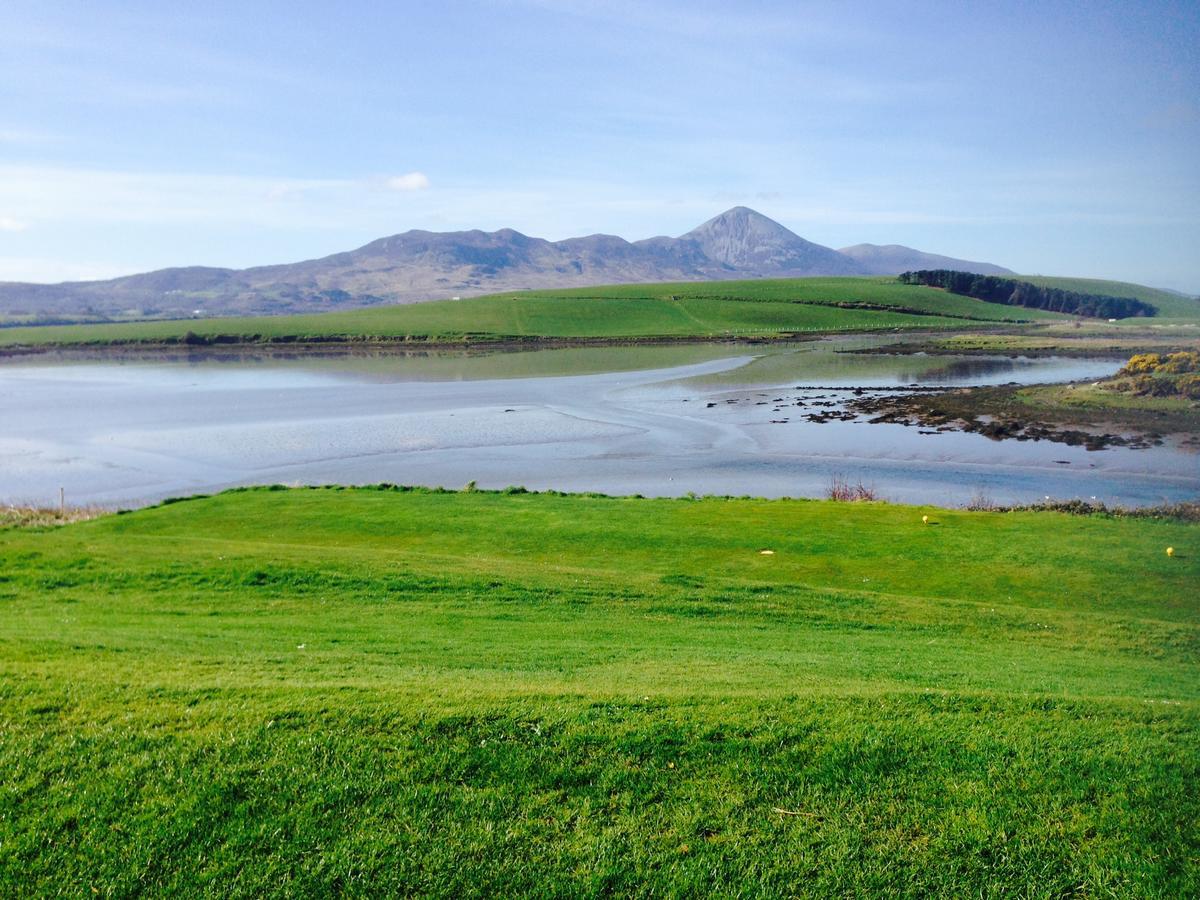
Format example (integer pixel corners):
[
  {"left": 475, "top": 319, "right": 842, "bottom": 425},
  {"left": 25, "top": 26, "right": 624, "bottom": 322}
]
[
  {"left": 0, "top": 208, "right": 1014, "bottom": 322},
  {"left": 0, "top": 277, "right": 1068, "bottom": 348},
  {"left": 1018, "top": 276, "right": 1200, "bottom": 319},
  {"left": 2, "top": 487, "right": 1196, "bottom": 895},
  {"left": 841, "top": 243, "right": 1014, "bottom": 276}
]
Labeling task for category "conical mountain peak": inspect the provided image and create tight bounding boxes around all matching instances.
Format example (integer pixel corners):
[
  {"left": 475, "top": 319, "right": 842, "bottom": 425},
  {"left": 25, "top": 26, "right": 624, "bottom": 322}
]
[
  {"left": 682, "top": 207, "right": 860, "bottom": 275},
  {"left": 684, "top": 207, "right": 794, "bottom": 240}
]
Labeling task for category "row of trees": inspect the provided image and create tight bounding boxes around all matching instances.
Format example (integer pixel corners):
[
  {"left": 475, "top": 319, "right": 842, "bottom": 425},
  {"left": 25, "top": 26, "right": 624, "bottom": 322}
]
[{"left": 898, "top": 270, "right": 1156, "bottom": 319}]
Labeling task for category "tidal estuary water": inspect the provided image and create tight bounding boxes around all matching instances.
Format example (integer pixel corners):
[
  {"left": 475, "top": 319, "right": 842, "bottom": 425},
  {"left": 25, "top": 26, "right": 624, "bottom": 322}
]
[{"left": 1, "top": 337, "right": 1196, "bottom": 508}]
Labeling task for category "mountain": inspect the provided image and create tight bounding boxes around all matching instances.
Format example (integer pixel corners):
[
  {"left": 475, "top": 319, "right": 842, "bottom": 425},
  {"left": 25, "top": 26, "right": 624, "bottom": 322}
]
[
  {"left": 838, "top": 244, "right": 1014, "bottom": 276},
  {"left": 683, "top": 207, "right": 861, "bottom": 276},
  {"left": 0, "top": 208, "right": 1012, "bottom": 321}
]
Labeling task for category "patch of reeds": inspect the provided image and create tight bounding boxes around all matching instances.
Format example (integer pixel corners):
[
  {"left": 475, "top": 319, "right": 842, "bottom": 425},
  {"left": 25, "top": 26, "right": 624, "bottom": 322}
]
[
  {"left": 826, "top": 475, "right": 879, "bottom": 502},
  {"left": 0, "top": 505, "right": 110, "bottom": 529},
  {"left": 965, "top": 488, "right": 997, "bottom": 511}
]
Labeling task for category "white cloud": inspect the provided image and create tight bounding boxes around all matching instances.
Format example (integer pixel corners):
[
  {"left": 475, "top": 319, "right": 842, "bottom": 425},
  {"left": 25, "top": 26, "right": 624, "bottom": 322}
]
[
  {"left": 0, "top": 216, "right": 28, "bottom": 232},
  {"left": 387, "top": 172, "right": 430, "bottom": 192}
]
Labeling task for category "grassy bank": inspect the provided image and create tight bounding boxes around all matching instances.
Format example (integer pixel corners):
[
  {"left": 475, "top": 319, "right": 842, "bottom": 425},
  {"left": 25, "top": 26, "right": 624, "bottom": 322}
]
[
  {"left": 1015, "top": 382, "right": 1198, "bottom": 430},
  {"left": 2, "top": 486, "right": 1197, "bottom": 895},
  {"left": 0, "top": 278, "right": 1065, "bottom": 349},
  {"left": 863, "top": 328, "right": 1200, "bottom": 359}
]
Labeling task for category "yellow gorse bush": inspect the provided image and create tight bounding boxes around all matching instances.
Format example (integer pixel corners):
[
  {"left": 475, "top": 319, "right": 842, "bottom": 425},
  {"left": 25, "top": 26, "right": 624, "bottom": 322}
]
[{"left": 1118, "top": 353, "right": 1164, "bottom": 375}]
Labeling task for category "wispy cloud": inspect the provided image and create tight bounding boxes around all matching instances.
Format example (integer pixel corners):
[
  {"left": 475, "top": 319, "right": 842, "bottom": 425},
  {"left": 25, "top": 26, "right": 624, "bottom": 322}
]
[
  {"left": 0, "top": 257, "right": 133, "bottom": 283},
  {"left": 386, "top": 172, "right": 431, "bottom": 191},
  {"left": 3, "top": 161, "right": 1194, "bottom": 235},
  {"left": 0, "top": 166, "right": 437, "bottom": 230}
]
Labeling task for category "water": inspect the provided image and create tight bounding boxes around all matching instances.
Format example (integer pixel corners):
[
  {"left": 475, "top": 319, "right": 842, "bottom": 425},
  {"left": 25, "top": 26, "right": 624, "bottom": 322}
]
[{"left": 1, "top": 338, "right": 1195, "bottom": 508}]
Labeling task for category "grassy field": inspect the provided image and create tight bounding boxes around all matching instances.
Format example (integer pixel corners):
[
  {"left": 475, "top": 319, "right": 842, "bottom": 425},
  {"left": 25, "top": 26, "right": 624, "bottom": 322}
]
[
  {"left": 2, "top": 486, "right": 1197, "bottom": 896},
  {"left": 0, "top": 278, "right": 1067, "bottom": 348}
]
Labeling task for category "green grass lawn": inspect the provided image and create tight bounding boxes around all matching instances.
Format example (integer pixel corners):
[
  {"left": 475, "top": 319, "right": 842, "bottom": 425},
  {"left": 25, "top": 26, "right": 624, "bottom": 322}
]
[
  {"left": 0, "top": 278, "right": 1065, "bottom": 348},
  {"left": 2, "top": 486, "right": 1197, "bottom": 895}
]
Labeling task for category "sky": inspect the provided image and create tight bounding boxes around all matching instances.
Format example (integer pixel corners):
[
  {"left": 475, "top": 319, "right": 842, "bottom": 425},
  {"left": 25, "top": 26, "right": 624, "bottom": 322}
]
[{"left": 1, "top": 0, "right": 1198, "bottom": 292}]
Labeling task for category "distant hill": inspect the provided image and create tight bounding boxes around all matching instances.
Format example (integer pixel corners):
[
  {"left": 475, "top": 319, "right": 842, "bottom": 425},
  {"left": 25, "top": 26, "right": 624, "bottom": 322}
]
[
  {"left": 0, "top": 207, "right": 1017, "bottom": 321},
  {"left": 839, "top": 244, "right": 1014, "bottom": 277},
  {"left": 1016, "top": 276, "right": 1200, "bottom": 319}
]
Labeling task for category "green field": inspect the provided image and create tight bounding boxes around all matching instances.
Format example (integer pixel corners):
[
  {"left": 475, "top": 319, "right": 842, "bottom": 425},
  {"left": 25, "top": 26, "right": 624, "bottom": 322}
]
[
  {"left": 2, "top": 487, "right": 1197, "bottom": 895},
  {"left": 0, "top": 278, "right": 1068, "bottom": 348}
]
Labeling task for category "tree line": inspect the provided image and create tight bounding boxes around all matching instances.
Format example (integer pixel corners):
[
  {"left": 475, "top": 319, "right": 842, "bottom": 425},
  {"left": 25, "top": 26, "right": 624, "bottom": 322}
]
[{"left": 897, "top": 270, "right": 1156, "bottom": 319}]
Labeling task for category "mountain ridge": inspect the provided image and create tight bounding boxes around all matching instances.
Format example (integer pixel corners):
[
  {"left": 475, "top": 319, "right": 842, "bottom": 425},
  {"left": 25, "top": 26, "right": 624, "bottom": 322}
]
[
  {"left": 839, "top": 243, "right": 1013, "bottom": 277},
  {"left": 0, "top": 207, "right": 1015, "bottom": 320}
]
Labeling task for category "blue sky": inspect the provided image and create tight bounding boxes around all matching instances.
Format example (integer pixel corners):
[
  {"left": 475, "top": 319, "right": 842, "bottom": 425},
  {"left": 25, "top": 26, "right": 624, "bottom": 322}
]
[{"left": 2, "top": 0, "right": 1197, "bottom": 291}]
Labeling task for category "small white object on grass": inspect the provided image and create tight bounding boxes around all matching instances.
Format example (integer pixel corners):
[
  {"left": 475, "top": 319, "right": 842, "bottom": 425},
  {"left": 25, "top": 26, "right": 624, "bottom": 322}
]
[
  {"left": 922, "top": 515, "right": 929, "bottom": 525},
  {"left": 759, "top": 549, "right": 775, "bottom": 555},
  {"left": 1166, "top": 547, "right": 1175, "bottom": 557}
]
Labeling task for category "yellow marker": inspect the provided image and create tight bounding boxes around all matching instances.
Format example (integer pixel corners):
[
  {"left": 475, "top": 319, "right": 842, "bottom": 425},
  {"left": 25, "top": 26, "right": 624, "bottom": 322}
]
[
  {"left": 922, "top": 515, "right": 929, "bottom": 525},
  {"left": 1166, "top": 547, "right": 1174, "bottom": 557}
]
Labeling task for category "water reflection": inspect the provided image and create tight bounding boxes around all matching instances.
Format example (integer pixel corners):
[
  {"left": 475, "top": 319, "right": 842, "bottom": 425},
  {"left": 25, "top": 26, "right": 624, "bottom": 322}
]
[
  {"left": 893, "top": 356, "right": 1018, "bottom": 383},
  {"left": 2, "top": 342, "right": 759, "bottom": 383}
]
